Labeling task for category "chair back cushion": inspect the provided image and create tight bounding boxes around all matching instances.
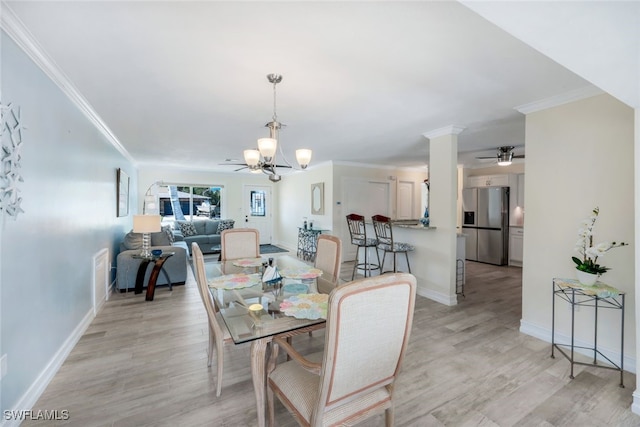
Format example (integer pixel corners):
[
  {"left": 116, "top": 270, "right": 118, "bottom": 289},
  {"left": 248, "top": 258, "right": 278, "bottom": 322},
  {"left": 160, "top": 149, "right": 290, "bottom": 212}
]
[
  {"left": 314, "top": 234, "right": 342, "bottom": 293},
  {"left": 318, "top": 273, "right": 416, "bottom": 409},
  {"left": 220, "top": 228, "right": 260, "bottom": 260}
]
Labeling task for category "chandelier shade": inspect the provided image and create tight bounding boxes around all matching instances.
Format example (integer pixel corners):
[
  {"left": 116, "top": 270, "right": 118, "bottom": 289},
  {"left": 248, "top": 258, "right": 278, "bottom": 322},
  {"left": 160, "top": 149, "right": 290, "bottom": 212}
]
[{"left": 233, "top": 73, "right": 312, "bottom": 181}]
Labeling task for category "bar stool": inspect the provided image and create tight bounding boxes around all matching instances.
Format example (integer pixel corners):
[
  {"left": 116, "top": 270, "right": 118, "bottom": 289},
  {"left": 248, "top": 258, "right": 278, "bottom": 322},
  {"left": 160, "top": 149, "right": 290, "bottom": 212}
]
[
  {"left": 346, "top": 214, "right": 381, "bottom": 279},
  {"left": 371, "top": 214, "right": 414, "bottom": 273}
]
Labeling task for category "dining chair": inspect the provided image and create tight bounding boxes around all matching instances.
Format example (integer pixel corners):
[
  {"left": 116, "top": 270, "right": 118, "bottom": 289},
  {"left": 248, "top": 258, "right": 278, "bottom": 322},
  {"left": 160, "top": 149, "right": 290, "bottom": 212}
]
[
  {"left": 266, "top": 272, "right": 417, "bottom": 427},
  {"left": 220, "top": 228, "right": 260, "bottom": 261},
  {"left": 346, "top": 213, "right": 380, "bottom": 279},
  {"left": 192, "top": 242, "right": 234, "bottom": 397},
  {"left": 314, "top": 234, "right": 342, "bottom": 294},
  {"left": 371, "top": 214, "right": 414, "bottom": 273}
]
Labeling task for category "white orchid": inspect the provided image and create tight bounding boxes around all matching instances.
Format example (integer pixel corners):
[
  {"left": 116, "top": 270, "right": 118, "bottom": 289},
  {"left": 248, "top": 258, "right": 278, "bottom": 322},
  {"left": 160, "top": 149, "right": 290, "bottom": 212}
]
[{"left": 572, "top": 207, "right": 628, "bottom": 275}]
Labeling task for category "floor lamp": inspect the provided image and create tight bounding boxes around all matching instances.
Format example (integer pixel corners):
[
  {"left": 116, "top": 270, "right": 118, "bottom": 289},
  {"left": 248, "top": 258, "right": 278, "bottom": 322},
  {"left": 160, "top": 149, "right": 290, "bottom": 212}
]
[{"left": 133, "top": 215, "right": 161, "bottom": 257}]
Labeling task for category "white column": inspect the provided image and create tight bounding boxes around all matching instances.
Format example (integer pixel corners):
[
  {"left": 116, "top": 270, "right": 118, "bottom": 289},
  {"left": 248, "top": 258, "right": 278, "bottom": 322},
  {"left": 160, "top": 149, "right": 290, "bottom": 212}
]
[
  {"left": 422, "top": 125, "right": 464, "bottom": 303},
  {"left": 632, "top": 107, "right": 640, "bottom": 414}
]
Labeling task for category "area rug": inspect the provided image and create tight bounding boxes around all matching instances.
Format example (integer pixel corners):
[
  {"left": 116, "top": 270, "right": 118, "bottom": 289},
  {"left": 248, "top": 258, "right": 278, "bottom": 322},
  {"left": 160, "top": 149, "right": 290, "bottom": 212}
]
[{"left": 260, "top": 244, "right": 289, "bottom": 254}]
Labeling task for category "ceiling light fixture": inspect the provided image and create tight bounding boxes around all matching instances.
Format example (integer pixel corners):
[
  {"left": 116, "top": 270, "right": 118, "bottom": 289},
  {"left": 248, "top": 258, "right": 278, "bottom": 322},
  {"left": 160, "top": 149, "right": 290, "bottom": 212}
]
[
  {"left": 497, "top": 149, "right": 513, "bottom": 166},
  {"left": 243, "top": 74, "right": 312, "bottom": 182}
]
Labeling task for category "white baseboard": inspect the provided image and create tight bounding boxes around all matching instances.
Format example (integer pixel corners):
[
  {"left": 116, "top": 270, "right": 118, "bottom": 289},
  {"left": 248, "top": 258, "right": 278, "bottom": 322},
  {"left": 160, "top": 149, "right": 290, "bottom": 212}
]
[
  {"left": 1, "top": 309, "right": 94, "bottom": 427},
  {"left": 632, "top": 391, "right": 640, "bottom": 415},
  {"left": 417, "top": 286, "right": 458, "bottom": 306},
  {"left": 519, "top": 319, "right": 636, "bottom": 374}
]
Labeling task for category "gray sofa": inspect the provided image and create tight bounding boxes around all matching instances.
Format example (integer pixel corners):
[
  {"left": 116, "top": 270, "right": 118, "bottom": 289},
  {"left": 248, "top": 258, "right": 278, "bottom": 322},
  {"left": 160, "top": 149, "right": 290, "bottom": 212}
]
[
  {"left": 172, "top": 219, "right": 234, "bottom": 254},
  {"left": 116, "top": 226, "right": 188, "bottom": 291}
]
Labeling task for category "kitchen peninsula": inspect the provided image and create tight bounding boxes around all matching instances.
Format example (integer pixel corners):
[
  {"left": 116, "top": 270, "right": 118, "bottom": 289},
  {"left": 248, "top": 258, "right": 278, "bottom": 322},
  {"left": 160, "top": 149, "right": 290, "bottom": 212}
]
[{"left": 366, "top": 220, "right": 464, "bottom": 306}]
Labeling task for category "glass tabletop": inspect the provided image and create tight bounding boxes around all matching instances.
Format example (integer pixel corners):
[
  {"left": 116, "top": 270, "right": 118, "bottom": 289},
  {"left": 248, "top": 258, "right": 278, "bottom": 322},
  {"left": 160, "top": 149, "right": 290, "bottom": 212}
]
[{"left": 206, "top": 255, "right": 326, "bottom": 344}]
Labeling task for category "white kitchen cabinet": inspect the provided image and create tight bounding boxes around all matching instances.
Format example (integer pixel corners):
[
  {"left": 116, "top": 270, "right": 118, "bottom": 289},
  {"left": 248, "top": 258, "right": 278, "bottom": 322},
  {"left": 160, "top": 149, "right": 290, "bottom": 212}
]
[
  {"left": 509, "top": 227, "right": 524, "bottom": 267},
  {"left": 467, "top": 174, "right": 509, "bottom": 188}
]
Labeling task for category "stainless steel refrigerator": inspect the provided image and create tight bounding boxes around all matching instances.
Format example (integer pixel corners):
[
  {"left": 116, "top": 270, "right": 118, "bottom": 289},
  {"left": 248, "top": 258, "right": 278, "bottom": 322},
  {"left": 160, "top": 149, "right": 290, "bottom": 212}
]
[{"left": 461, "top": 186, "right": 509, "bottom": 265}]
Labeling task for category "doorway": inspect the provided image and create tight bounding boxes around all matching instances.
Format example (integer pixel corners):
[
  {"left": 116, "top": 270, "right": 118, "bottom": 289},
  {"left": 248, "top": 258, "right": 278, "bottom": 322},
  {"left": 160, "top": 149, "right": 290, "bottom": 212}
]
[{"left": 244, "top": 185, "right": 272, "bottom": 245}]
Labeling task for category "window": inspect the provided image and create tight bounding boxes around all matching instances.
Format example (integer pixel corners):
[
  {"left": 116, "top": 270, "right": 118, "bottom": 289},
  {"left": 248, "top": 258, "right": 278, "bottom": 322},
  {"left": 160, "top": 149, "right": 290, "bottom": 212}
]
[
  {"left": 158, "top": 184, "right": 223, "bottom": 222},
  {"left": 250, "top": 190, "right": 266, "bottom": 217}
]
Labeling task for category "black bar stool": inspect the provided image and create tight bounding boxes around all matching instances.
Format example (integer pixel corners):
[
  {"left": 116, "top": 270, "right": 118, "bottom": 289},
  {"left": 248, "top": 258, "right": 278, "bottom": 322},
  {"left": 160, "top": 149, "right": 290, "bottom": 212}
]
[
  {"left": 346, "top": 214, "right": 381, "bottom": 279},
  {"left": 371, "top": 214, "right": 414, "bottom": 273}
]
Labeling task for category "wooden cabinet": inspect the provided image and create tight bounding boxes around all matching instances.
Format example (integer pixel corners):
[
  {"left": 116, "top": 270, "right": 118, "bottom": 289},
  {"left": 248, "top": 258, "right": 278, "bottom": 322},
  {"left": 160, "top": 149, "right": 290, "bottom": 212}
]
[{"left": 509, "top": 227, "right": 523, "bottom": 267}]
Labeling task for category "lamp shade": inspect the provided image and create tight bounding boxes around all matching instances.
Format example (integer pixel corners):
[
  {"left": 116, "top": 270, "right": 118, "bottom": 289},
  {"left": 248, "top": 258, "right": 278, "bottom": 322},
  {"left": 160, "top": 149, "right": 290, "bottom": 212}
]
[
  {"left": 244, "top": 149, "right": 261, "bottom": 167},
  {"left": 257, "top": 138, "right": 277, "bottom": 160},
  {"left": 133, "top": 215, "right": 161, "bottom": 233},
  {"left": 296, "top": 149, "right": 312, "bottom": 169}
]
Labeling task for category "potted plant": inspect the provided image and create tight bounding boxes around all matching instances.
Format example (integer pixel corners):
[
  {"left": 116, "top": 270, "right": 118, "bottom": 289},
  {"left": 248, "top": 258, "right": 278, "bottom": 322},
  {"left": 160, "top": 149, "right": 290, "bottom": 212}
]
[{"left": 572, "top": 207, "right": 627, "bottom": 285}]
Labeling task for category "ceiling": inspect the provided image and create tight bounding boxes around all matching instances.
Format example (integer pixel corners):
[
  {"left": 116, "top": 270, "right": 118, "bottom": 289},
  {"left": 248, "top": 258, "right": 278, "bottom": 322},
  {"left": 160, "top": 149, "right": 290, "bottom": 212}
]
[{"left": 3, "top": 1, "right": 638, "bottom": 173}]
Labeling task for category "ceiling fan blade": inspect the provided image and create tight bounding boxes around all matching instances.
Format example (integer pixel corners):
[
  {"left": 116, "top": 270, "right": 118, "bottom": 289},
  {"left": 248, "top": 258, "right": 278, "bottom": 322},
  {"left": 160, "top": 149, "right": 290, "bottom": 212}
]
[
  {"left": 513, "top": 155, "right": 525, "bottom": 159},
  {"left": 234, "top": 166, "right": 249, "bottom": 172},
  {"left": 476, "top": 156, "right": 497, "bottom": 159},
  {"left": 273, "top": 164, "right": 292, "bottom": 169}
]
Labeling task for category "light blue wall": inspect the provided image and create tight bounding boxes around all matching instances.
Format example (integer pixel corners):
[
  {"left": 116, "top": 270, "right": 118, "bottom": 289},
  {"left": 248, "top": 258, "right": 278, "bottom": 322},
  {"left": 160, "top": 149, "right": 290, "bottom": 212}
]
[{"left": 1, "top": 32, "right": 135, "bottom": 412}]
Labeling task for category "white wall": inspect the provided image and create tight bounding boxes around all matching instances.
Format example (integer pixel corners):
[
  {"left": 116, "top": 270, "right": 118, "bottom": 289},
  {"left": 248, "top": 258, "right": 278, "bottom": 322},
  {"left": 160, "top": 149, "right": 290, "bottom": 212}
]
[
  {"left": 1, "top": 32, "right": 134, "bottom": 414},
  {"left": 520, "top": 94, "right": 635, "bottom": 369},
  {"left": 275, "top": 163, "right": 333, "bottom": 251}
]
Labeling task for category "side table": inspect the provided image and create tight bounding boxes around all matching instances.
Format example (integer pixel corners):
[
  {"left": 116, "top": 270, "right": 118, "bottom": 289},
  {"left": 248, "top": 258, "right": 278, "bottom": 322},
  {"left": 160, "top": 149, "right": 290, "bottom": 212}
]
[
  {"left": 551, "top": 277, "right": 625, "bottom": 387},
  {"left": 133, "top": 252, "right": 175, "bottom": 301},
  {"left": 296, "top": 228, "right": 328, "bottom": 261}
]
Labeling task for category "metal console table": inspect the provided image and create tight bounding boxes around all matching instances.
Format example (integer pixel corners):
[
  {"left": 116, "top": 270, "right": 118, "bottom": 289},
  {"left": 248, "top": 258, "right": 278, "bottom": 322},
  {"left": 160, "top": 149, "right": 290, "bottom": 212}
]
[
  {"left": 296, "top": 227, "right": 328, "bottom": 261},
  {"left": 551, "top": 277, "right": 625, "bottom": 387}
]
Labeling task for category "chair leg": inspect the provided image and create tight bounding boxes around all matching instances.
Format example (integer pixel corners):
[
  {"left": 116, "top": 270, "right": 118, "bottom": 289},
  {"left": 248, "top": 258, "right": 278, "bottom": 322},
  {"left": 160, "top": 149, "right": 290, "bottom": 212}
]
[
  {"left": 385, "top": 406, "right": 394, "bottom": 427},
  {"left": 207, "top": 328, "right": 214, "bottom": 367},
  {"left": 380, "top": 251, "right": 387, "bottom": 273},
  {"left": 351, "top": 246, "right": 360, "bottom": 280},
  {"left": 393, "top": 252, "right": 398, "bottom": 273},
  {"left": 374, "top": 247, "right": 382, "bottom": 275},
  {"left": 363, "top": 244, "right": 370, "bottom": 277},
  {"left": 405, "top": 251, "right": 411, "bottom": 273},
  {"left": 215, "top": 339, "right": 224, "bottom": 397}
]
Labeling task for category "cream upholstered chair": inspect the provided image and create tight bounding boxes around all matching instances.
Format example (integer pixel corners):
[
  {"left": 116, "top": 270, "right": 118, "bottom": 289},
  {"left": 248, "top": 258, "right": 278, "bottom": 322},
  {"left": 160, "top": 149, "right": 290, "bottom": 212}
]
[
  {"left": 314, "top": 234, "right": 342, "bottom": 295},
  {"left": 266, "top": 273, "right": 417, "bottom": 427},
  {"left": 220, "top": 228, "right": 260, "bottom": 261},
  {"left": 192, "top": 242, "right": 234, "bottom": 397},
  {"left": 372, "top": 214, "right": 414, "bottom": 273}
]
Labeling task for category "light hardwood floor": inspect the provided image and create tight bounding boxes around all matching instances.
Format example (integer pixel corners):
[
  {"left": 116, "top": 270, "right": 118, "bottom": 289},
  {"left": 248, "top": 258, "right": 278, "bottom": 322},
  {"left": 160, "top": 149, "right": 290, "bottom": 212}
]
[{"left": 24, "top": 259, "right": 640, "bottom": 426}]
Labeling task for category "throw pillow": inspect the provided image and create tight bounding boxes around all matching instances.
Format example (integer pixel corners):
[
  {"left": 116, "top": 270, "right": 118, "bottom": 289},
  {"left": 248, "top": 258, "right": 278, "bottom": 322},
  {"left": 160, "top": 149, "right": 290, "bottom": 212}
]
[
  {"left": 217, "top": 219, "right": 235, "bottom": 234},
  {"left": 162, "top": 224, "right": 175, "bottom": 244},
  {"left": 122, "top": 231, "right": 143, "bottom": 250},
  {"left": 179, "top": 221, "right": 198, "bottom": 237}
]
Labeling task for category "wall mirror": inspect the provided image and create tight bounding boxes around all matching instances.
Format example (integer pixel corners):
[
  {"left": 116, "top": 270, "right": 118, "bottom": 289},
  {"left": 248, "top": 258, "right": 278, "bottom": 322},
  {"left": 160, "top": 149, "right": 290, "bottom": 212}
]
[{"left": 311, "top": 182, "right": 324, "bottom": 215}]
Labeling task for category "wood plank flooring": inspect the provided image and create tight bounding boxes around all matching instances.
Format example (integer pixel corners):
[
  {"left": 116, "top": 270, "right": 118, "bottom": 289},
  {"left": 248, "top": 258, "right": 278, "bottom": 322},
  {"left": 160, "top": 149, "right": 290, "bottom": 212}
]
[{"left": 24, "top": 260, "right": 640, "bottom": 426}]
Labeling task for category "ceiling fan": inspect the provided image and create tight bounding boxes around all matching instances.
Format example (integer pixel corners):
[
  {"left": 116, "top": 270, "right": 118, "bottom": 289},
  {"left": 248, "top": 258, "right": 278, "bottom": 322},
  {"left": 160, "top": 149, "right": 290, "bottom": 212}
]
[{"left": 476, "top": 146, "right": 525, "bottom": 166}]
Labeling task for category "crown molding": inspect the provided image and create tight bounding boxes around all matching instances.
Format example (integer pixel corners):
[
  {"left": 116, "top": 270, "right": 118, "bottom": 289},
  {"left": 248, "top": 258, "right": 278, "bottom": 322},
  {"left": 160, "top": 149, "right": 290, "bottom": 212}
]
[
  {"left": 0, "top": 3, "right": 136, "bottom": 165},
  {"left": 422, "top": 125, "right": 466, "bottom": 140},
  {"left": 514, "top": 85, "right": 605, "bottom": 114}
]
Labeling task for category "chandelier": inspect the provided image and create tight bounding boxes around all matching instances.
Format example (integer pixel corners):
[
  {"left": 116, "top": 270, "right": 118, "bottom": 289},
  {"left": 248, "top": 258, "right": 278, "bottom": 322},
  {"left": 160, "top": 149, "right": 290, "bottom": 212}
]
[{"left": 243, "top": 74, "right": 312, "bottom": 182}]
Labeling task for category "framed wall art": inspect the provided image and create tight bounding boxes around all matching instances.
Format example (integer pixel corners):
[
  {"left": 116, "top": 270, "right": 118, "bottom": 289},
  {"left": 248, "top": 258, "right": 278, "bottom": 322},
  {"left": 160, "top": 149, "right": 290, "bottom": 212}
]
[{"left": 117, "top": 168, "right": 129, "bottom": 217}]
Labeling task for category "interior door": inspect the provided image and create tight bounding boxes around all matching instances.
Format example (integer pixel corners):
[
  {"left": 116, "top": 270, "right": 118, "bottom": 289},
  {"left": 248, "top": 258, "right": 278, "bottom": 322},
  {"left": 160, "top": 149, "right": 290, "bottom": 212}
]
[
  {"left": 397, "top": 181, "right": 415, "bottom": 220},
  {"left": 243, "top": 185, "right": 272, "bottom": 245}
]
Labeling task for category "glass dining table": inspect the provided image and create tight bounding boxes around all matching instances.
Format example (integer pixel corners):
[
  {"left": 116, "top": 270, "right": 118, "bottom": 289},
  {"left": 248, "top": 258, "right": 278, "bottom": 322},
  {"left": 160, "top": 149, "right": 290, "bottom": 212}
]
[{"left": 205, "top": 254, "right": 327, "bottom": 427}]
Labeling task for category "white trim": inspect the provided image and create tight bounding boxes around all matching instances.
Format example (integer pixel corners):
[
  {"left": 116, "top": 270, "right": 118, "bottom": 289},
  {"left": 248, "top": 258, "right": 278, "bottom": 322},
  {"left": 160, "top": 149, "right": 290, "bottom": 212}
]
[
  {"left": 632, "top": 391, "right": 640, "bottom": 415},
  {"left": 422, "top": 125, "right": 466, "bottom": 140},
  {"left": 0, "top": 4, "right": 136, "bottom": 165},
  {"left": 519, "top": 319, "right": 636, "bottom": 374},
  {"left": 417, "top": 287, "right": 458, "bottom": 306},
  {"left": 514, "top": 85, "right": 605, "bottom": 114},
  {"left": 1, "top": 309, "right": 94, "bottom": 427}
]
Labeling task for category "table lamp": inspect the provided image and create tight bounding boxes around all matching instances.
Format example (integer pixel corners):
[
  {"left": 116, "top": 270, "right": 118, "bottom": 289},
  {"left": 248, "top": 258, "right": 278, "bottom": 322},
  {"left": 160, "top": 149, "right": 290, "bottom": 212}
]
[{"left": 133, "top": 215, "right": 161, "bottom": 257}]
